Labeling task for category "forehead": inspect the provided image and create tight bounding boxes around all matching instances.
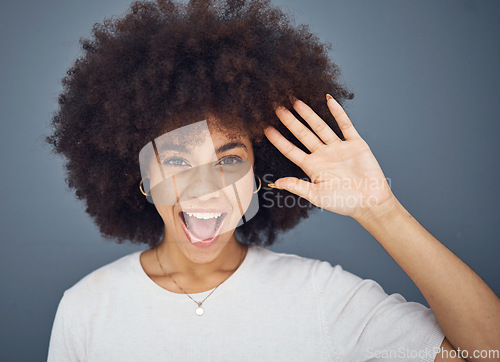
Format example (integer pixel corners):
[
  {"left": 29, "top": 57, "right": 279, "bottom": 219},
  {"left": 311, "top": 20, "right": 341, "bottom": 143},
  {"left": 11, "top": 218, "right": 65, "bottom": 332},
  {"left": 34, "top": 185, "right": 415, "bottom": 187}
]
[
  {"left": 206, "top": 118, "right": 249, "bottom": 141},
  {"left": 155, "top": 119, "right": 250, "bottom": 152}
]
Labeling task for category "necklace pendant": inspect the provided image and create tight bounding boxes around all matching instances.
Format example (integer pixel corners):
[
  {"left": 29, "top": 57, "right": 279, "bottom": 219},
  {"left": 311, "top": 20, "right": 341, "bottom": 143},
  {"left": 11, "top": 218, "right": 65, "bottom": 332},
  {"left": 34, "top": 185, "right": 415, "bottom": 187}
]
[{"left": 195, "top": 307, "right": 204, "bottom": 316}]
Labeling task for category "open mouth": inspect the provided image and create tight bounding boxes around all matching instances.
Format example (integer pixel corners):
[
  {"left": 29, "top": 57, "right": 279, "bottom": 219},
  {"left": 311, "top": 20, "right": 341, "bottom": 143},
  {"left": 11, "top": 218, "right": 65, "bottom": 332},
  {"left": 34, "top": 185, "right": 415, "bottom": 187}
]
[{"left": 179, "top": 210, "right": 227, "bottom": 245}]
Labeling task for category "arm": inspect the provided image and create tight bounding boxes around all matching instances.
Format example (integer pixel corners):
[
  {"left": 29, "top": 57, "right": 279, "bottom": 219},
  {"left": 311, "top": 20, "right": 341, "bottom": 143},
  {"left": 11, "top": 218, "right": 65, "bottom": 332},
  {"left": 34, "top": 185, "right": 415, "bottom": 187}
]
[
  {"left": 357, "top": 195, "right": 500, "bottom": 360},
  {"left": 47, "top": 294, "right": 83, "bottom": 362},
  {"left": 438, "top": 338, "right": 467, "bottom": 361},
  {"left": 264, "top": 96, "right": 500, "bottom": 361}
]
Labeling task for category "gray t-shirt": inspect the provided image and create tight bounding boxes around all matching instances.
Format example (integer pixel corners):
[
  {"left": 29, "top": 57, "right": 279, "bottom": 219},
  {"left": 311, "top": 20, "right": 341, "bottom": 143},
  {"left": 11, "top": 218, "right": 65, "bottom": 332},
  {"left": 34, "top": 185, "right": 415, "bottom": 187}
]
[{"left": 47, "top": 246, "right": 445, "bottom": 361}]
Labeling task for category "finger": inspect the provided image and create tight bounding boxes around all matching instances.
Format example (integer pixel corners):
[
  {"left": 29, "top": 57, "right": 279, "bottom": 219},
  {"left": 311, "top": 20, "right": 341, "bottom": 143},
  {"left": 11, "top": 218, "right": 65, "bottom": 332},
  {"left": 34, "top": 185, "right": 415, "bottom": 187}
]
[
  {"left": 326, "top": 94, "right": 360, "bottom": 140},
  {"left": 275, "top": 106, "right": 325, "bottom": 152},
  {"left": 291, "top": 98, "right": 341, "bottom": 144},
  {"left": 264, "top": 126, "right": 308, "bottom": 167},
  {"left": 273, "top": 177, "right": 314, "bottom": 203}
]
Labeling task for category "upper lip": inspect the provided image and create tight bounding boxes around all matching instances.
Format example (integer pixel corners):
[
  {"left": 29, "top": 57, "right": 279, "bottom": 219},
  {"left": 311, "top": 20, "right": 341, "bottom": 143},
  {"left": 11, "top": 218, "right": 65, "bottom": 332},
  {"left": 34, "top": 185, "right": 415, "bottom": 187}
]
[{"left": 179, "top": 208, "right": 229, "bottom": 214}]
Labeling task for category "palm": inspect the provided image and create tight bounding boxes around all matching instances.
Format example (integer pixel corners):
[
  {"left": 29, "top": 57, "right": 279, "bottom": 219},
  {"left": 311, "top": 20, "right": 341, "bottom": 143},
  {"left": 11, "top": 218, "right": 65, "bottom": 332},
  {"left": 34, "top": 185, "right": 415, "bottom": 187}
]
[{"left": 264, "top": 96, "right": 394, "bottom": 220}]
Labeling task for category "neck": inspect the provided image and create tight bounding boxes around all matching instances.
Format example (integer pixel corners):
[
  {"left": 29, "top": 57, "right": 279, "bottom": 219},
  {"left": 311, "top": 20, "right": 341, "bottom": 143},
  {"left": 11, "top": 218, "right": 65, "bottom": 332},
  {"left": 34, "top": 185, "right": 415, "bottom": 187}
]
[{"left": 156, "top": 232, "right": 246, "bottom": 279}]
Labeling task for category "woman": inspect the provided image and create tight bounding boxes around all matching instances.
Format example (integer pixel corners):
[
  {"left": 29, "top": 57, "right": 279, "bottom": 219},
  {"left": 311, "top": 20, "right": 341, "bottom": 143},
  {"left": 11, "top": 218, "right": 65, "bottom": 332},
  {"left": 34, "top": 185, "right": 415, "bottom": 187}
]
[{"left": 46, "top": 0, "right": 499, "bottom": 360}]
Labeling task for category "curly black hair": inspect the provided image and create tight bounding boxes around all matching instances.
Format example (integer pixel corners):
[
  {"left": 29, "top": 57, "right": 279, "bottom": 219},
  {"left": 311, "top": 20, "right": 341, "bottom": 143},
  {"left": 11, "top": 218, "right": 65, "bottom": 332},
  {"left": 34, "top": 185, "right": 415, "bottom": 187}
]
[{"left": 45, "top": 0, "right": 353, "bottom": 248}]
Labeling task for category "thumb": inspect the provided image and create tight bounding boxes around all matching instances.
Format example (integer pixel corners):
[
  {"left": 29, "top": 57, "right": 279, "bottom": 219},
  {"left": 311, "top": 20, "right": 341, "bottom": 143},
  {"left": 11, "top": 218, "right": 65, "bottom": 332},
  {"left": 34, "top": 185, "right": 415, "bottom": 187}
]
[{"left": 272, "top": 177, "right": 313, "bottom": 201}]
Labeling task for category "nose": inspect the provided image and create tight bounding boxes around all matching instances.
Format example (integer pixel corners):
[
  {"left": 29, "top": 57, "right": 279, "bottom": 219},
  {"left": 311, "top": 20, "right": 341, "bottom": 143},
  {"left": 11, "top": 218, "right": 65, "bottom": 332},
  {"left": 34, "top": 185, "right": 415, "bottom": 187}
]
[{"left": 186, "top": 163, "right": 222, "bottom": 200}]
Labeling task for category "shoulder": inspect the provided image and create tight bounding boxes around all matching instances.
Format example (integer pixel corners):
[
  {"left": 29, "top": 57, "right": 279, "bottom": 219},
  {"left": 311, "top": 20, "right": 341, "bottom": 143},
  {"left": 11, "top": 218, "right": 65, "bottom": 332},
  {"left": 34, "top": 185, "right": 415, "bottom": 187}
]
[
  {"left": 251, "top": 246, "right": 319, "bottom": 269},
  {"left": 62, "top": 250, "right": 143, "bottom": 303},
  {"left": 249, "top": 246, "right": 349, "bottom": 284},
  {"left": 250, "top": 246, "right": 383, "bottom": 296}
]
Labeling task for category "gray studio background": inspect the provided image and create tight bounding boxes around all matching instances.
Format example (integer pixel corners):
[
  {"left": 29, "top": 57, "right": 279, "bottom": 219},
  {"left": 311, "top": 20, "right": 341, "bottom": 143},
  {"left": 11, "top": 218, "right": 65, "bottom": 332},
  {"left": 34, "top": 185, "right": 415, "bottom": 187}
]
[{"left": 1, "top": 0, "right": 499, "bottom": 360}]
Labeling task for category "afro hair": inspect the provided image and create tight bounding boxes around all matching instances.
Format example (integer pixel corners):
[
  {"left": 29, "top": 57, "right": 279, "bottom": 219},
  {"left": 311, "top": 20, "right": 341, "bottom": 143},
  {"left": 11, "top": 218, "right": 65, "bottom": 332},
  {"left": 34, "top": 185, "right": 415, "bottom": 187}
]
[{"left": 45, "top": 0, "right": 354, "bottom": 248}]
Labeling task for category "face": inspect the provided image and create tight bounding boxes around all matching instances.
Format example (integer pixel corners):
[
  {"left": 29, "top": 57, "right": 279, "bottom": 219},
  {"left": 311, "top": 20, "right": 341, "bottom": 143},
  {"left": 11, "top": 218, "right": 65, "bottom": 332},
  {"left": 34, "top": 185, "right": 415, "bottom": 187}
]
[{"left": 139, "top": 120, "right": 256, "bottom": 264}]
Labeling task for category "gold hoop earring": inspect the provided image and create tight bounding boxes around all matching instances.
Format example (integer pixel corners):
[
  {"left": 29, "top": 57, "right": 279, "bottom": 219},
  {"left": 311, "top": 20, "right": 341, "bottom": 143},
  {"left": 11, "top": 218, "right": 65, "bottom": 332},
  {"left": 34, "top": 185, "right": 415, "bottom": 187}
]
[
  {"left": 253, "top": 175, "right": 261, "bottom": 194},
  {"left": 139, "top": 179, "right": 151, "bottom": 197}
]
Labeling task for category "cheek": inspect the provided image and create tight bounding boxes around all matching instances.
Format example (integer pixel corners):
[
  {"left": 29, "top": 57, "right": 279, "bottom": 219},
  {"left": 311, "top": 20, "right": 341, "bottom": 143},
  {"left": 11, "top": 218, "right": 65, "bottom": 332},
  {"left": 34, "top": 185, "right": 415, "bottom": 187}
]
[
  {"left": 154, "top": 204, "right": 177, "bottom": 224},
  {"left": 234, "top": 167, "right": 255, "bottom": 212},
  {"left": 150, "top": 176, "right": 179, "bottom": 206},
  {"left": 222, "top": 165, "right": 256, "bottom": 225}
]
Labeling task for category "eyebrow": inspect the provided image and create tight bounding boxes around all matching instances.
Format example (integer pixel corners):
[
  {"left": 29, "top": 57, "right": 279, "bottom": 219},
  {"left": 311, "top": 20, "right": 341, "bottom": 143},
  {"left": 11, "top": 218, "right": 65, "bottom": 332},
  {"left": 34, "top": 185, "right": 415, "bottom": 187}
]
[
  {"left": 157, "top": 143, "right": 188, "bottom": 153},
  {"left": 216, "top": 141, "right": 247, "bottom": 154},
  {"left": 157, "top": 141, "right": 247, "bottom": 154}
]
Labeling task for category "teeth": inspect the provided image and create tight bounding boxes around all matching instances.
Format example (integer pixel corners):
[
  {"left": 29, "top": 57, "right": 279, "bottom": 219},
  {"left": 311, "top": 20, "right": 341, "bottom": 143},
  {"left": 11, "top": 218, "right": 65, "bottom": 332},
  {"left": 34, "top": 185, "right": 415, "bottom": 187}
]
[{"left": 185, "top": 212, "right": 223, "bottom": 220}]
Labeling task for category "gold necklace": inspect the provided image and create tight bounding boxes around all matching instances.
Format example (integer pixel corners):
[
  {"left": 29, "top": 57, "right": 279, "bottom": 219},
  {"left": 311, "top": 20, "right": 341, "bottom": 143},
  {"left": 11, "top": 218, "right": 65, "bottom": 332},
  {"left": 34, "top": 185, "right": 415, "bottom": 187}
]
[{"left": 155, "top": 245, "right": 246, "bottom": 316}]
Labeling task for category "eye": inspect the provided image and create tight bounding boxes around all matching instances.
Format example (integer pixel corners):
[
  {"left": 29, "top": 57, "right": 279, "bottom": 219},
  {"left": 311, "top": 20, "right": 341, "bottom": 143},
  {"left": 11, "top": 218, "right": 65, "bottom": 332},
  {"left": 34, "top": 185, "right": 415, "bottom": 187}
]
[
  {"left": 163, "top": 157, "right": 190, "bottom": 167},
  {"left": 217, "top": 156, "right": 243, "bottom": 166}
]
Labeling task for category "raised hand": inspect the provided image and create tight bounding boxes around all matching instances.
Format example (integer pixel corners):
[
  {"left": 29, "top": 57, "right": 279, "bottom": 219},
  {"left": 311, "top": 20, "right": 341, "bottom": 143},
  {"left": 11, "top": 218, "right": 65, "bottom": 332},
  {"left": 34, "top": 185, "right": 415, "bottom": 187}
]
[{"left": 264, "top": 95, "right": 396, "bottom": 221}]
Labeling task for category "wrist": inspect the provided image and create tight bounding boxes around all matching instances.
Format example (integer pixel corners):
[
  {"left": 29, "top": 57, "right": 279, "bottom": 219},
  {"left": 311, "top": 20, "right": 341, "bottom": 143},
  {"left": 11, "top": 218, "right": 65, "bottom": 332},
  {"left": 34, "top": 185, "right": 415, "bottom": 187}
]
[{"left": 354, "top": 193, "right": 404, "bottom": 226}]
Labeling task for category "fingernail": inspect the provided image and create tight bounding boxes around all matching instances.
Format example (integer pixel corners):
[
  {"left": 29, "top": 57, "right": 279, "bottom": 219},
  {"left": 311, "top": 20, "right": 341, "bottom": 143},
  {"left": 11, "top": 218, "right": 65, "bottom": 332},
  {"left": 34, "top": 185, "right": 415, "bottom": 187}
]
[
  {"left": 268, "top": 183, "right": 284, "bottom": 190},
  {"left": 326, "top": 94, "right": 333, "bottom": 101}
]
